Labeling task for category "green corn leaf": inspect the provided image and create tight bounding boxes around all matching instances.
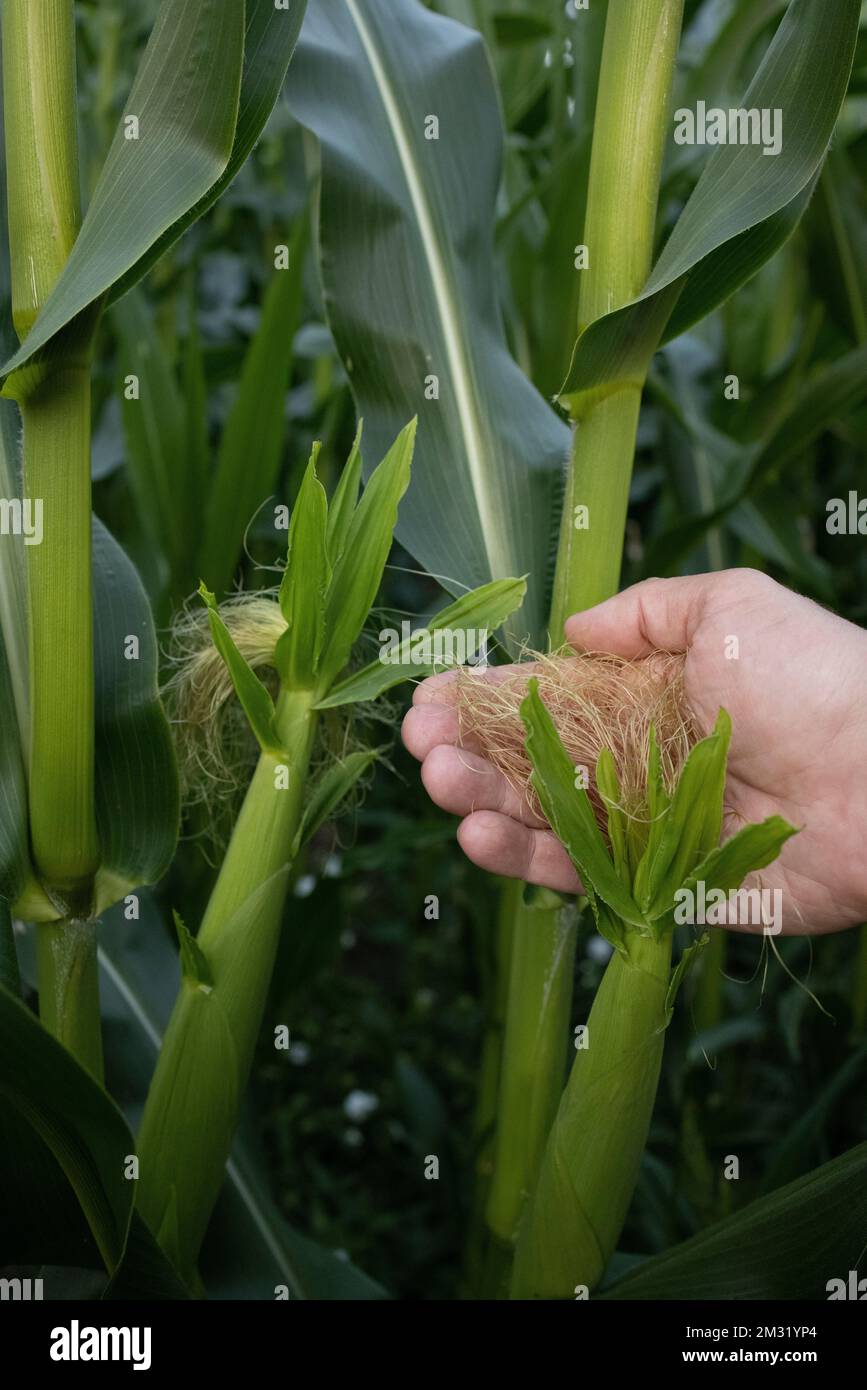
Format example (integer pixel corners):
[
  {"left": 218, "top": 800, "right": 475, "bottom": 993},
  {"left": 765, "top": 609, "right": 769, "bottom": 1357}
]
[
  {"left": 103, "top": 1211, "right": 193, "bottom": 1301},
  {"left": 291, "top": 750, "right": 379, "bottom": 857},
  {"left": 317, "top": 418, "right": 416, "bottom": 692},
  {"left": 0, "top": 982, "right": 135, "bottom": 1275},
  {"left": 91, "top": 520, "right": 180, "bottom": 909},
  {"left": 286, "top": 0, "right": 568, "bottom": 648},
  {"left": 325, "top": 420, "right": 363, "bottom": 568},
  {"left": 199, "top": 584, "right": 280, "bottom": 754},
  {"left": 108, "top": 0, "right": 308, "bottom": 307},
  {"left": 600, "top": 1141, "right": 867, "bottom": 1300},
  {"left": 183, "top": 273, "right": 210, "bottom": 513},
  {"left": 1, "top": 0, "right": 308, "bottom": 393},
  {"left": 677, "top": 815, "right": 799, "bottom": 910},
  {"left": 276, "top": 446, "right": 330, "bottom": 688},
  {"left": 314, "top": 575, "right": 527, "bottom": 709},
  {"left": 200, "top": 215, "right": 309, "bottom": 597},
  {"left": 136, "top": 973, "right": 241, "bottom": 1281},
  {"left": 172, "top": 910, "right": 213, "bottom": 990},
  {"left": 595, "top": 748, "right": 629, "bottom": 885},
  {"left": 113, "top": 287, "right": 189, "bottom": 587},
  {"left": 559, "top": 0, "right": 861, "bottom": 411},
  {"left": 0, "top": 898, "right": 19, "bottom": 997},
  {"left": 1, "top": 0, "right": 242, "bottom": 393},
  {"left": 638, "top": 710, "right": 731, "bottom": 920},
  {"left": 520, "top": 679, "right": 645, "bottom": 928}
]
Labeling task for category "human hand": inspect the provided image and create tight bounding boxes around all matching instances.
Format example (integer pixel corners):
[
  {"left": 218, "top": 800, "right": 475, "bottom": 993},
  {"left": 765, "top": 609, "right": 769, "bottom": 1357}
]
[{"left": 401, "top": 569, "right": 867, "bottom": 934}]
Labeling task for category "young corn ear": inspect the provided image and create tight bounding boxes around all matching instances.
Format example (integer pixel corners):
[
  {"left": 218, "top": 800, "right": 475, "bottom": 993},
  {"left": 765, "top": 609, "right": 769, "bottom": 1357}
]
[
  {"left": 135, "top": 421, "right": 529, "bottom": 1281},
  {"left": 509, "top": 680, "right": 797, "bottom": 1298}
]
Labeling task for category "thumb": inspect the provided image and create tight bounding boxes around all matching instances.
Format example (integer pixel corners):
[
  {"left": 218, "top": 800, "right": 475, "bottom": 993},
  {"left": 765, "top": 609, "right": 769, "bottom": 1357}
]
[{"left": 563, "top": 574, "right": 719, "bottom": 657}]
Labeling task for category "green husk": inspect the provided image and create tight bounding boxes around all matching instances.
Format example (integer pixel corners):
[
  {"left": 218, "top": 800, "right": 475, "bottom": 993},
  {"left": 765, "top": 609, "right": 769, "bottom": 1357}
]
[
  {"left": 511, "top": 928, "right": 672, "bottom": 1298},
  {"left": 508, "top": 681, "right": 797, "bottom": 1297}
]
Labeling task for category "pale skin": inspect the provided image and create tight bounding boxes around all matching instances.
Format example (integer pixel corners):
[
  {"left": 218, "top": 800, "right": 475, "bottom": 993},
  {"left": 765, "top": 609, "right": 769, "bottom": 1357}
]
[{"left": 402, "top": 569, "right": 867, "bottom": 935}]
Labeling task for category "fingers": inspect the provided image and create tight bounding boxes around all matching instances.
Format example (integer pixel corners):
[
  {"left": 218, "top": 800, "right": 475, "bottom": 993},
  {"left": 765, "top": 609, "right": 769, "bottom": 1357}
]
[
  {"left": 401, "top": 701, "right": 462, "bottom": 760},
  {"left": 402, "top": 661, "right": 540, "bottom": 761},
  {"left": 563, "top": 574, "right": 720, "bottom": 657},
  {"left": 458, "top": 811, "right": 582, "bottom": 894},
  {"left": 420, "top": 744, "right": 548, "bottom": 827}
]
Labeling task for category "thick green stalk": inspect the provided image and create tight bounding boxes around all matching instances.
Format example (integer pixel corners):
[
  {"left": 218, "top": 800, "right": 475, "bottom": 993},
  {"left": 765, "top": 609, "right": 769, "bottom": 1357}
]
[
  {"left": 477, "top": 0, "right": 684, "bottom": 1298},
  {"left": 36, "top": 919, "right": 103, "bottom": 1083},
  {"left": 2, "top": 0, "right": 81, "bottom": 339},
  {"left": 3, "top": 1, "right": 104, "bottom": 1075},
  {"left": 550, "top": 0, "right": 684, "bottom": 633},
  {"left": 136, "top": 690, "right": 316, "bottom": 1281},
  {"left": 511, "top": 929, "right": 672, "bottom": 1298},
  {"left": 3, "top": 0, "right": 99, "bottom": 905},
  {"left": 21, "top": 365, "right": 99, "bottom": 898}
]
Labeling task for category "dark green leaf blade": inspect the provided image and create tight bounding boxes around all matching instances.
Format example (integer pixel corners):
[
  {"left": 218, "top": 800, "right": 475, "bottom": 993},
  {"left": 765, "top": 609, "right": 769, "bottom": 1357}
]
[
  {"left": 601, "top": 1143, "right": 867, "bottom": 1300},
  {"left": 0, "top": 983, "right": 135, "bottom": 1275},
  {"left": 201, "top": 217, "right": 309, "bottom": 597},
  {"left": 92, "top": 519, "right": 179, "bottom": 909},
  {"left": 315, "top": 575, "right": 527, "bottom": 708},
  {"left": 286, "top": 0, "right": 568, "bottom": 648}
]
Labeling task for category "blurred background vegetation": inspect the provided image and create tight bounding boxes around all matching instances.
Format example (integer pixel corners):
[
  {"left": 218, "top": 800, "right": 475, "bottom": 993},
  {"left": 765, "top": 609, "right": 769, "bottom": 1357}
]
[{"left": 60, "top": 0, "right": 867, "bottom": 1297}]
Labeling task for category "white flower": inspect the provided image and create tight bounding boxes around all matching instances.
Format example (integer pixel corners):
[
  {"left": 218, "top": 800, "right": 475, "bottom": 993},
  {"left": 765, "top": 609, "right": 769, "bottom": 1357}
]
[{"left": 343, "top": 1089, "right": 379, "bottom": 1122}]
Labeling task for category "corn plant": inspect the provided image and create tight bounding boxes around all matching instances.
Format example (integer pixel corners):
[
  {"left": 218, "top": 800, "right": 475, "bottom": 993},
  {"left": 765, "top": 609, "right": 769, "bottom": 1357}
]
[
  {"left": 0, "top": 0, "right": 524, "bottom": 1293},
  {"left": 287, "top": 0, "right": 864, "bottom": 1299},
  {"left": 1, "top": 0, "right": 865, "bottom": 1305}
]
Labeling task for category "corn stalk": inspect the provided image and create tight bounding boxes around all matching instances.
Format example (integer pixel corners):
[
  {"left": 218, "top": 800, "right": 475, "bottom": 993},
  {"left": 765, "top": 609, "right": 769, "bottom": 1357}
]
[
  {"left": 2, "top": 0, "right": 103, "bottom": 1076},
  {"left": 134, "top": 424, "right": 529, "bottom": 1283},
  {"left": 475, "top": 0, "right": 685, "bottom": 1295}
]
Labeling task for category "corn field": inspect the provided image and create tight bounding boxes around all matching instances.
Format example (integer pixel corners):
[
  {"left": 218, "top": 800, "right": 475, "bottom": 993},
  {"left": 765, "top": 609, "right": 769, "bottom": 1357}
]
[{"left": 1, "top": 0, "right": 866, "bottom": 1332}]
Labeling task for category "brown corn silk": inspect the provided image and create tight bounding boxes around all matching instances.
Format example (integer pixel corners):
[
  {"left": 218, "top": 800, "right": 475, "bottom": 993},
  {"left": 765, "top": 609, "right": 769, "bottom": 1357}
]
[{"left": 455, "top": 650, "right": 699, "bottom": 830}]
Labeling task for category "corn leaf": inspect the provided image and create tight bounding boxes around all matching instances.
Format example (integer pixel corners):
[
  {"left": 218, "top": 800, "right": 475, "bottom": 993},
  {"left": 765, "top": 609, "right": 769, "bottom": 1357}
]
[
  {"left": 91, "top": 520, "right": 180, "bottom": 905},
  {"left": 199, "top": 584, "right": 280, "bottom": 754},
  {"left": 172, "top": 910, "right": 213, "bottom": 990},
  {"left": 103, "top": 1212, "right": 193, "bottom": 1300},
  {"left": 595, "top": 749, "right": 629, "bottom": 886},
  {"left": 325, "top": 421, "right": 363, "bottom": 569},
  {"left": 639, "top": 710, "right": 731, "bottom": 919},
  {"left": 114, "top": 288, "right": 189, "bottom": 586},
  {"left": 314, "top": 575, "right": 527, "bottom": 709},
  {"left": 520, "top": 680, "right": 645, "bottom": 928},
  {"left": 0, "top": 898, "right": 19, "bottom": 997},
  {"left": 0, "top": 0, "right": 308, "bottom": 392},
  {"left": 601, "top": 1141, "right": 867, "bottom": 1300},
  {"left": 286, "top": 0, "right": 569, "bottom": 649},
  {"left": 677, "top": 815, "right": 799, "bottom": 906},
  {"left": 0, "top": 982, "right": 135, "bottom": 1274},
  {"left": 200, "top": 216, "right": 308, "bottom": 597},
  {"left": 560, "top": 0, "right": 861, "bottom": 409},
  {"left": 317, "top": 418, "right": 416, "bottom": 692},
  {"left": 276, "top": 447, "right": 330, "bottom": 687},
  {"left": 291, "top": 750, "right": 379, "bottom": 856}
]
